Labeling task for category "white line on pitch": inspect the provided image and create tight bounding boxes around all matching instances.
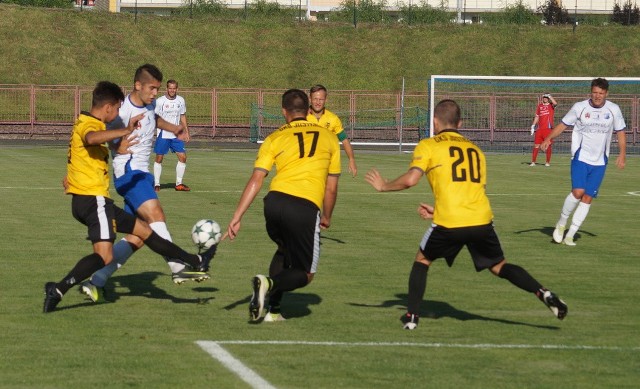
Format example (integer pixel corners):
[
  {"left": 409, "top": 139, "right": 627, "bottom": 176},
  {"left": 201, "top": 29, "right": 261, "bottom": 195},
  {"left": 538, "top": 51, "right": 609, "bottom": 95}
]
[
  {"left": 203, "top": 340, "right": 639, "bottom": 351},
  {"left": 196, "top": 341, "right": 277, "bottom": 389}
]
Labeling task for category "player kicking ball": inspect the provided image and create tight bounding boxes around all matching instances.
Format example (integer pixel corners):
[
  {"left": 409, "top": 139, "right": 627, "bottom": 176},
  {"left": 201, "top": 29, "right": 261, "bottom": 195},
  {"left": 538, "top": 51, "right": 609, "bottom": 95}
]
[{"left": 43, "top": 81, "right": 216, "bottom": 313}]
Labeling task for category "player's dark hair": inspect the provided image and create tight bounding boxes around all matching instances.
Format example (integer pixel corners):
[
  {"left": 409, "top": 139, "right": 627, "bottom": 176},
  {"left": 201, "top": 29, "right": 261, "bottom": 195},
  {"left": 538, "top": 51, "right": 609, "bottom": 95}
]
[
  {"left": 309, "top": 84, "right": 327, "bottom": 95},
  {"left": 591, "top": 77, "right": 609, "bottom": 91},
  {"left": 434, "top": 99, "right": 461, "bottom": 127},
  {"left": 134, "top": 64, "right": 163, "bottom": 84},
  {"left": 92, "top": 81, "right": 124, "bottom": 108},
  {"left": 167, "top": 79, "right": 178, "bottom": 87},
  {"left": 282, "top": 89, "right": 309, "bottom": 116}
]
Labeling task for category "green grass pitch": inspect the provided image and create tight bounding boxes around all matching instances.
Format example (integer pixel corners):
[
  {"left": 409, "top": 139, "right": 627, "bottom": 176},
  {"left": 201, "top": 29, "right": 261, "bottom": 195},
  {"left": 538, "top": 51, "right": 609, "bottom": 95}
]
[{"left": 1, "top": 145, "right": 639, "bottom": 388}]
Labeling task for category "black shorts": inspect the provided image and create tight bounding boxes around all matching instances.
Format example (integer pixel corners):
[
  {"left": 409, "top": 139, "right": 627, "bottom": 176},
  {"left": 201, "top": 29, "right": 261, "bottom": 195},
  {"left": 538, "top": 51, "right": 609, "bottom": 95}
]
[
  {"left": 71, "top": 195, "right": 137, "bottom": 243},
  {"left": 263, "top": 191, "right": 321, "bottom": 274},
  {"left": 419, "top": 223, "right": 505, "bottom": 271}
]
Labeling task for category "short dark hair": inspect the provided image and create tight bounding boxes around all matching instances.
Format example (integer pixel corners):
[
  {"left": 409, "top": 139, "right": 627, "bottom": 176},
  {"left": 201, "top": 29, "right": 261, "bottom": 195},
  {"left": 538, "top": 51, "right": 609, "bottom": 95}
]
[
  {"left": 282, "top": 89, "right": 309, "bottom": 115},
  {"left": 434, "top": 99, "right": 461, "bottom": 127},
  {"left": 92, "top": 81, "right": 124, "bottom": 108},
  {"left": 309, "top": 84, "right": 327, "bottom": 95},
  {"left": 591, "top": 77, "right": 609, "bottom": 91},
  {"left": 167, "top": 79, "right": 178, "bottom": 87},
  {"left": 134, "top": 64, "right": 163, "bottom": 84}
]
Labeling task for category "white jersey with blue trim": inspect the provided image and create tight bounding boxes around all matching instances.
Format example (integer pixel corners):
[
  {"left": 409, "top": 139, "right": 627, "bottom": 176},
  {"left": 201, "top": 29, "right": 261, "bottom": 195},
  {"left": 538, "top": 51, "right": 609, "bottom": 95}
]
[
  {"left": 561, "top": 99, "right": 626, "bottom": 166},
  {"left": 108, "top": 94, "right": 157, "bottom": 178},
  {"left": 155, "top": 95, "right": 186, "bottom": 140}
]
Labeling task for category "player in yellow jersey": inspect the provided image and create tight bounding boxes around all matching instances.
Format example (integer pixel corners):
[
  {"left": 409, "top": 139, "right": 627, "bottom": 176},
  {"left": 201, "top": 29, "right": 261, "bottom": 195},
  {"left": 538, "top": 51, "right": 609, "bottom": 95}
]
[
  {"left": 307, "top": 84, "right": 357, "bottom": 177},
  {"left": 224, "top": 88, "right": 341, "bottom": 322},
  {"left": 43, "top": 81, "right": 216, "bottom": 313},
  {"left": 365, "top": 99, "right": 567, "bottom": 330}
]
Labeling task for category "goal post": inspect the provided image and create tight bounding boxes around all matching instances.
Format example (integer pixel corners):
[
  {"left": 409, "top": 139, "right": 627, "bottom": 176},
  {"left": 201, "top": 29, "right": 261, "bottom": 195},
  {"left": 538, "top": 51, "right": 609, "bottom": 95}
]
[{"left": 429, "top": 75, "right": 640, "bottom": 152}]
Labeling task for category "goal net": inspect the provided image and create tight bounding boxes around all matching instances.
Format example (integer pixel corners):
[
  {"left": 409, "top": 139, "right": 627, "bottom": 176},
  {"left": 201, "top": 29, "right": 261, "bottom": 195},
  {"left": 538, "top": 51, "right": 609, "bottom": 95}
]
[{"left": 429, "top": 75, "right": 640, "bottom": 153}]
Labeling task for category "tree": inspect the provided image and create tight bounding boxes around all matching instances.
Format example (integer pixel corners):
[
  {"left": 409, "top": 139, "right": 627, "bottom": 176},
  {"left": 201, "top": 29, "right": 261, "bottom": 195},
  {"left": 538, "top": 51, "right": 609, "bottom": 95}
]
[
  {"left": 537, "top": 0, "right": 572, "bottom": 25},
  {"left": 612, "top": 1, "right": 640, "bottom": 25}
]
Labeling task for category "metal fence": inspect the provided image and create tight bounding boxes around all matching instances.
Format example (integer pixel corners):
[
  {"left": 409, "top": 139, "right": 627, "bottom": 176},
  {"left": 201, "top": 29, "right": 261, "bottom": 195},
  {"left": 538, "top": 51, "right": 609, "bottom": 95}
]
[
  {"left": 1, "top": 84, "right": 638, "bottom": 154},
  {"left": 0, "top": 84, "right": 429, "bottom": 144}
]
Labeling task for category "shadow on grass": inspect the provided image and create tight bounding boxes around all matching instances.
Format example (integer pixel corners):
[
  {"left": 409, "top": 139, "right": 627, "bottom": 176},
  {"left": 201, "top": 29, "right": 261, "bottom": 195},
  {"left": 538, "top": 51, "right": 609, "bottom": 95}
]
[
  {"left": 349, "top": 293, "right": 560, "bottom": 330},
  {"left": 155, "top": 182, "right": 177, "bottom": 191},
  {"left": 223, "top": 292, "right": 322, "bottom": 322},
  {"left": 514, "top": 226, "right": 596, "bottom": 243},
  {"left": 320, "top": 234, "right": 346, "bottom": 244},
  {"left": 52, "top": 271, "right": 217, "bottom": 312},
  {"left": 102, "top": 271, "right": 217, "bottom": 304}
]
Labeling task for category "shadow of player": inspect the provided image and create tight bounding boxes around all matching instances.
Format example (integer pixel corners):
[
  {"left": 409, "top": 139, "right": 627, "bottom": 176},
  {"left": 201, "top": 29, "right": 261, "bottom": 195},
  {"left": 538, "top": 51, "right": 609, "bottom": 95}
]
[
  {"left": 223, "top": 292, "right": 322, "bottom": 322},
  {"left": 349, "top": 293, "right": 559, "bottom": 330},
  {"left": 514, "top": 226, "right": 596, "bottom": 243},
  {"left": 100, "top": 271, "right": 217, "bottom": 304}
]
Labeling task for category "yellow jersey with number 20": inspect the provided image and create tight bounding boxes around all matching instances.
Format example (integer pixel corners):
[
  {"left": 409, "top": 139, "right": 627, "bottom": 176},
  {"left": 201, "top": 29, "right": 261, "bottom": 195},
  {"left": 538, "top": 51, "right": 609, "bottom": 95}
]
[
  {"left": 255, "top": 119, "right": 341, "bottom": 209},
  {"left": 410, "top": 130, "right": 493, "bottom": 228}
]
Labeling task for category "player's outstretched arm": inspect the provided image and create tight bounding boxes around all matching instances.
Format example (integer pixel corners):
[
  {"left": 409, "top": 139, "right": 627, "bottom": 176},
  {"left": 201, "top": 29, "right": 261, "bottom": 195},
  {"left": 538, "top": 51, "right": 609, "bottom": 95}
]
[
  {"left": 157, "top": 116, "right": 183, "bottom": 135},
  {"left": 223, "top": 169, "right": 267, "bottom": 241},
  {"left": 541, "top": 122, "right": 567, "bottom": 151},
  {"left": 86, "top": 113, "right": 144, "bottom": 146},
  {"left": 365, "top": 167, "right": 422, "bottom": 192}
]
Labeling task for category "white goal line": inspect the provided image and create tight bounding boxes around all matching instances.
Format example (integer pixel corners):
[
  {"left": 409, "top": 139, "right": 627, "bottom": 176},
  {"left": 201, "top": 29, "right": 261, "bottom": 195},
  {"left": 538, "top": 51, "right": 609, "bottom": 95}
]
[
  {"left": 199, "top": 340, "right": 638, "bottom": 351},
  {"left": 196, "top": 340, "right": 638, "bottom": 389}
]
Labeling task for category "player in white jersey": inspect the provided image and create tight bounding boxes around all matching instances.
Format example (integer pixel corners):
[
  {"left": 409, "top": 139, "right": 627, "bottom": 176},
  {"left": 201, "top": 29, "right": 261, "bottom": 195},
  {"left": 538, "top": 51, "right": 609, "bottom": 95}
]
[
  {"left": 541, "top": 78, "right": 626, "bottom": 246},
  {"left": 80, "top": 65, "right": 214, "bottom": 303},
  {"left": 153, "top": 80, "right": 191, "bottom": 192}
]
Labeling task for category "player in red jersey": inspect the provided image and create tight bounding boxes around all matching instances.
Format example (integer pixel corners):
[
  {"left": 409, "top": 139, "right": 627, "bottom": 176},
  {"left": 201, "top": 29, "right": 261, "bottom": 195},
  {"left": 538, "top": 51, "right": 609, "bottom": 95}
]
[{"left": 530, "top": 94, "right": 558, "bottom": 166}]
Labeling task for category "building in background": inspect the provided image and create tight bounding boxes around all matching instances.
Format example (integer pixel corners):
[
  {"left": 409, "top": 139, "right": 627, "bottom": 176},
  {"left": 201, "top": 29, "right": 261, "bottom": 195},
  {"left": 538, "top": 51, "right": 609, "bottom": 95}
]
[{"left": 97, "top": 0, "right": 627, "bottom": 19}]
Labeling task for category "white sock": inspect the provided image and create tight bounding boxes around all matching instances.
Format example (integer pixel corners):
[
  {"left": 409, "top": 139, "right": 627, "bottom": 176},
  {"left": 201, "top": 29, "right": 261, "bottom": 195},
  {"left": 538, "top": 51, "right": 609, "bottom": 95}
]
[
  {"left": 149, "top": 221, "right": 185, "bottom": 273},
  {"left": 566, "top": 202, "right": 591, "bottom": 239},
  {"left": 558, "top": 193, "right": 580, "bottom": 227},
  {"left": 90, "top": 238, "right": 134, "bottom": 287},
  {"left": 153, "top": 162, "right": 162, "bottom": 186},
  {"left": 176, "top": 161, "right": 186, "bottom": 186}
]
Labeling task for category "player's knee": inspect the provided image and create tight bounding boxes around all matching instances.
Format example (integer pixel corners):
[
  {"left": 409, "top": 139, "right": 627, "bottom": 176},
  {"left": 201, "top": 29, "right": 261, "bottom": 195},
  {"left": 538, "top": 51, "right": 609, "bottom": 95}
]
[
  {"left": 93, "top": 251, "right": 111, "bottom": 265},
  {"left": 572, "top": 189, "right": 585, "bottom": 199},
  {"left": 131, "top": 220, "right": 153, "bottom": 241},
  {"left": 306, "top": 273, "right": 315, "bottom": 284},
  {"left": 138, "top": 200, "right": 166, "bottom": 222},
  {"left": 491, "top": 259, "right": 507, "bottom": 276},
  {"left": 415, "top": 251, "right": 431, "bottom": 266}
]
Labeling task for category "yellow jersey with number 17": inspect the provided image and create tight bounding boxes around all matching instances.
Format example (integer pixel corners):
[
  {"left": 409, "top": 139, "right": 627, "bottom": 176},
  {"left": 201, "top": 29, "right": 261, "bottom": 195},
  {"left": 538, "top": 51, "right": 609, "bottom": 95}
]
[
  {"left": 410, "top": 130, "right": 493, "bottom": 228},
  {"left": 255, "top": 119, "right": 341, "bottom": 209},
  {"left": 66, "top": 112, "right": 110, "bottom": 197}
]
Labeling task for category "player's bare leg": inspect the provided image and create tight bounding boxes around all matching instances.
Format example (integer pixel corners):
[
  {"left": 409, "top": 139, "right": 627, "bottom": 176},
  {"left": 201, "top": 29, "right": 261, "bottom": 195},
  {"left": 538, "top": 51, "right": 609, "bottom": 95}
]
[
  {"left": 154, "top": 154, "right": 164, "bottom": 192},
  {"left": 175, "top": 152, "right": 190, "bottom": 191}
]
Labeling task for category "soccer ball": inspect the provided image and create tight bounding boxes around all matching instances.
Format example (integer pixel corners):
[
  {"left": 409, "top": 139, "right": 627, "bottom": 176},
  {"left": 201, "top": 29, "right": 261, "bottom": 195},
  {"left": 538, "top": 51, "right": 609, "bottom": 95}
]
[{"left": 191, "top": 219, "right": 222, "bottom": 249}]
